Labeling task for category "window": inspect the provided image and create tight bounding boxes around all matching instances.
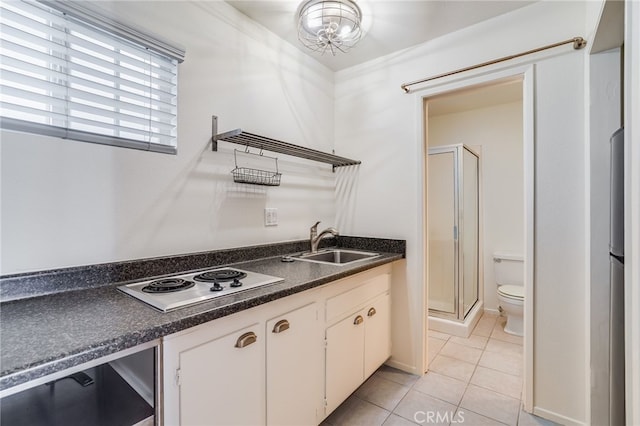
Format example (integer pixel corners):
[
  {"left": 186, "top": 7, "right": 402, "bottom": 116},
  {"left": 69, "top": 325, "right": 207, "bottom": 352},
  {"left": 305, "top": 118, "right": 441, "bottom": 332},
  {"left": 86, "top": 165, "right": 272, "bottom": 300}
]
[{"left": 0, "top": 0, "right": 185, "bottom": 154}]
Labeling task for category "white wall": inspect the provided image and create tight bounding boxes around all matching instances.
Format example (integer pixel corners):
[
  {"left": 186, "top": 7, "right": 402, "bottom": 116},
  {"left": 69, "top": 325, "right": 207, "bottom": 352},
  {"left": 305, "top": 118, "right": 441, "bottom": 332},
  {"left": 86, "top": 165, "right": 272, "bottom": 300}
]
[
  {"left": 0, "top": 1, "right": 336, "bottom": 274},
  {"left": 429, "top": 101, "right": 524, "bottom": 313},
  {"left": 334, "top": 1, "right": 590, "bottom": 423},
  {"left": 532, "top": 49, "right": 586, "bottom": 426}
]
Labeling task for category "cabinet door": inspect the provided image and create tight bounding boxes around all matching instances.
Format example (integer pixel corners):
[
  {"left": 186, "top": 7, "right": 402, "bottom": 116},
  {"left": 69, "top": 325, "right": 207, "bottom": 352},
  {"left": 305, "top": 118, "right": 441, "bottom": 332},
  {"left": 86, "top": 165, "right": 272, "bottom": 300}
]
[
  {"left": 325, "top": 312, "right": 365, "bottom": 414},
  {"left": 266, "top": 302, "right": 322, "bottom": 426},
  {"left": 364, "top": 293, "right": 391, "bottom": 378},
  {"left": 178, "top": 324, "right": 265, "bottom": 426}
]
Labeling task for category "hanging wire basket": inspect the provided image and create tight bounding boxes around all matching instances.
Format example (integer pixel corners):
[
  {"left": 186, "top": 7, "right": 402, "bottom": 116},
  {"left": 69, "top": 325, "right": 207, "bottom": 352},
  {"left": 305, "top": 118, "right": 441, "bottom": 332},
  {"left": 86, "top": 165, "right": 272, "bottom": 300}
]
[{"left": 231, "top": 148, "right": 282, "bottom": 186}]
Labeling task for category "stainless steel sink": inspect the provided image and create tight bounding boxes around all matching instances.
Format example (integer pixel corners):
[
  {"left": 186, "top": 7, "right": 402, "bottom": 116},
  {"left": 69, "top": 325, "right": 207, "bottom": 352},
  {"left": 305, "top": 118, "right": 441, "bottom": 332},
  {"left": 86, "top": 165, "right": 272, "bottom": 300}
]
[{"left": 290, "top": 249, "right": 380, "bottom": 266}]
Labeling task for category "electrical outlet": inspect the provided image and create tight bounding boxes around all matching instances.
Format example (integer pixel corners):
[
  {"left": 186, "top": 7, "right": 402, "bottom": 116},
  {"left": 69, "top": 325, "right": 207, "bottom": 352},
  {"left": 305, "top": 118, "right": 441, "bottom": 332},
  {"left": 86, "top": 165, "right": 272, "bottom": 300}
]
[{"left": 264, "top": 208, "right": 278, "bottom": 226}]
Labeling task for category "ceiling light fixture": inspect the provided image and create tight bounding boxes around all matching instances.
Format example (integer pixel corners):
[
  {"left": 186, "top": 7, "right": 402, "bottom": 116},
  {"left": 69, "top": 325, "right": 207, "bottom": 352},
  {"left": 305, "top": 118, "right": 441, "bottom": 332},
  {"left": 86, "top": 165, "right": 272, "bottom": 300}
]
[{"left": 297, "top": 0, "right": 363, "bottom": 56}]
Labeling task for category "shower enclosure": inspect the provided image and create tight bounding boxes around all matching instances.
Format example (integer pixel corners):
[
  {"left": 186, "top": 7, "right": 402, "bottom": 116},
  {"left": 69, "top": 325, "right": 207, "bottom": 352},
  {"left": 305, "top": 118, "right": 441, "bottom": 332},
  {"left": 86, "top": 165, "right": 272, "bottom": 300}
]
[{"left": 428, "top": 144, "right": 479, "bottom": 322}]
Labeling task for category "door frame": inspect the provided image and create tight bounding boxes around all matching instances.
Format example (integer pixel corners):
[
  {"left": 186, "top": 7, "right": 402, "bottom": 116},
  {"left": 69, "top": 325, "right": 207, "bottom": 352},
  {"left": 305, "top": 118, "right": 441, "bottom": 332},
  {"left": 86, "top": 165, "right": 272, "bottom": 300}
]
[{"left": 415, "top": 64, "right": 535, "bottom": 411}]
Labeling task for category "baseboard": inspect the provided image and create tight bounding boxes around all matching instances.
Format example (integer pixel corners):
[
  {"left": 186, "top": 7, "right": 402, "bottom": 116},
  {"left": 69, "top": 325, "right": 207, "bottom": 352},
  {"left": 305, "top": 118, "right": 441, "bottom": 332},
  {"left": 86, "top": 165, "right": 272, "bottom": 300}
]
[
  {"left": 483, "top": 307, "right": 501, "bottom": 316},
  {"left": 533, "top": 406, "right": 586, "bottom": 426},
  {"left": 385, "top": 359, "right": 421, "bottom": 376}
]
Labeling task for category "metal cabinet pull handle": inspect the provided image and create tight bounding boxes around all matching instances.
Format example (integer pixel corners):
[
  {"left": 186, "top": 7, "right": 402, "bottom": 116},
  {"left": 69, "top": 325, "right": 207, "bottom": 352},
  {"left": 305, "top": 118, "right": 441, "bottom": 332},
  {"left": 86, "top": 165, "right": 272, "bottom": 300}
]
[
  {"left": 272, "top": 319, "right": 290, "bottom": 333},
  {"left": 235, "top": 332, "right": 257, "bottom": 348},
  {"left": 353, "top": 315, "right": 364, "bottom": 325},
  {"left": 368, "top": 307, "right": 377, "bottom": 317}
]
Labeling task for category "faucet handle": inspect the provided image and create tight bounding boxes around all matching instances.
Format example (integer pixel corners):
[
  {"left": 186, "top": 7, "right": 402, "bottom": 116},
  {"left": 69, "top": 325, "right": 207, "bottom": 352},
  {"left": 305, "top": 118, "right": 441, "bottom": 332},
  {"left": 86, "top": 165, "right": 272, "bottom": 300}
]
[{"left": 310, "top": 221, "right": 321, "bottom": 232}]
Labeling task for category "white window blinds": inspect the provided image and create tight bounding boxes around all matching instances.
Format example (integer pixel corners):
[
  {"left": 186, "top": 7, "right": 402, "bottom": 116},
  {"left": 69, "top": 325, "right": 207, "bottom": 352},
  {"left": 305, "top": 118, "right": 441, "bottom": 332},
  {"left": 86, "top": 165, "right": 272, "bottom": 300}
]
[{"left": 0, "top": 0, "right": 184, "bottom": 154}]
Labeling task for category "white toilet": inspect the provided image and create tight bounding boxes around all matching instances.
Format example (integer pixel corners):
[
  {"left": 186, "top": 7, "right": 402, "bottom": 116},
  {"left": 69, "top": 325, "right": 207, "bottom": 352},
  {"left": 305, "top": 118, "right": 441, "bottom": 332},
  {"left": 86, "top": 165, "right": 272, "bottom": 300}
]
[{"left": 494, "top": 252, "right": 524, "bottom": 336}]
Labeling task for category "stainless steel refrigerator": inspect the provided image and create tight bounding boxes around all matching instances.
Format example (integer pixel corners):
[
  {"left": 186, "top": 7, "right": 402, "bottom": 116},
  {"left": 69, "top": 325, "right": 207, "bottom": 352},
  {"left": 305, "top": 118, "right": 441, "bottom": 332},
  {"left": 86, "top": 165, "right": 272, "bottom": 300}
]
[{"left": 609, "top": 127, "right": 625, "bottom": 426}]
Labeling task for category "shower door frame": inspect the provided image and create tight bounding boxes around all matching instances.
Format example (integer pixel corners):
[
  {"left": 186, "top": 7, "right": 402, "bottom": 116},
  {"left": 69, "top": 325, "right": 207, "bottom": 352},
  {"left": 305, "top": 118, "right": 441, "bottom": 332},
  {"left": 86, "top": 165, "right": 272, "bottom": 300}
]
[{"left": 427, "top": 144, "right": 480, "bottom": 322}]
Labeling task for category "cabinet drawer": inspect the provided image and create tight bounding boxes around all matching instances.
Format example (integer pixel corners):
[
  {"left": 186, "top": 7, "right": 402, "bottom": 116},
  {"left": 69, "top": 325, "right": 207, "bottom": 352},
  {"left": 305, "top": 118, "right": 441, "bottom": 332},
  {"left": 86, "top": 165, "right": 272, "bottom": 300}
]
[{"left": 326, "top": 273, "right": 390, "bottom": 324}]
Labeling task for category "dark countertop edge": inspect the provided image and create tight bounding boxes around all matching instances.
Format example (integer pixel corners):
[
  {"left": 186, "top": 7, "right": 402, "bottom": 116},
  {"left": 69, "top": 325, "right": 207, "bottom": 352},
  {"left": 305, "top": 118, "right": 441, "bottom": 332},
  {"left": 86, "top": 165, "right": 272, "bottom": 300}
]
[
  {"left": 0, "top": 236, "right": 406, "bottom": 302},
  {"left": 0, "top": 252, "right": 404, "bottom": 391}
]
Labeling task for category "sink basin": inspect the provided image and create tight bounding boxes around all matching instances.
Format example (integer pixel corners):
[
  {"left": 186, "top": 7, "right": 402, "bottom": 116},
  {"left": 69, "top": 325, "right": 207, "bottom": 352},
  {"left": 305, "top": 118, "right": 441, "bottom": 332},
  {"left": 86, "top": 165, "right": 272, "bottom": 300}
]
[{"left": 291, "top": 249, "right": 380, "bottom": 266}]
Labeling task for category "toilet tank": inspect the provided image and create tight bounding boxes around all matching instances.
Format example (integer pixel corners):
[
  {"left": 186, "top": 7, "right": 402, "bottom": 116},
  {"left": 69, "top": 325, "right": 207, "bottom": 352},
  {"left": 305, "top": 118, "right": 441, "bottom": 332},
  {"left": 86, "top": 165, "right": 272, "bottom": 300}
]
[{"left": 493, "top": 252, "right": 524, "bottom": 286}]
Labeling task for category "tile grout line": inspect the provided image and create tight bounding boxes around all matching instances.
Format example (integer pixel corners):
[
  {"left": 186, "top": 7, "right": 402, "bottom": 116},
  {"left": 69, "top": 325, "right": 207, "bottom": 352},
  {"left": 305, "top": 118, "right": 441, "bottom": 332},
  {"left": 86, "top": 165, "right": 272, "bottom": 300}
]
[
  {"left": 456, "top": 339, "right": 483, "bottom": 423},
  {"left": 475, "top": 361, "right": 524, "bottom": 379},
  {"left": 363, "top": 375, "right": 413, "bottom": 414}
]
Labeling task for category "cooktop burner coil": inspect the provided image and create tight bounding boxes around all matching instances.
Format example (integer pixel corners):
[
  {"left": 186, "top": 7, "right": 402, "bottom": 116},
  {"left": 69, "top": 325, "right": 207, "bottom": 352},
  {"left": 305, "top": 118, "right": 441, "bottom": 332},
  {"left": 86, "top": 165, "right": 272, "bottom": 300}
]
[
  {"left": 193, "top": 269, "right": 247, "bottom": 282},
  {"left": 142, "top": 278, "right": 195, "bottom": 293}
]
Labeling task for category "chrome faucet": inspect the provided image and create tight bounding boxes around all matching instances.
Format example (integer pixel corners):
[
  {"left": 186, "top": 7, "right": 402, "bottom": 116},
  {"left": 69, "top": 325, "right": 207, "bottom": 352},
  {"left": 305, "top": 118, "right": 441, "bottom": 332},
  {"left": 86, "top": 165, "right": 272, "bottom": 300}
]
[{"left": 310, "top": 221, "right": 339, "bottom": 253}]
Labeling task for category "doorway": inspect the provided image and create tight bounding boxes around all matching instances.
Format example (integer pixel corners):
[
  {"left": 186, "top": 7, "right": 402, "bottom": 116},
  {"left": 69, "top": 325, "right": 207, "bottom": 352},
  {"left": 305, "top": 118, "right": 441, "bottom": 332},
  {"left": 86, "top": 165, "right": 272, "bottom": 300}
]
[{"left": 419, "top": 67, "right": 534, "bottom": 410}]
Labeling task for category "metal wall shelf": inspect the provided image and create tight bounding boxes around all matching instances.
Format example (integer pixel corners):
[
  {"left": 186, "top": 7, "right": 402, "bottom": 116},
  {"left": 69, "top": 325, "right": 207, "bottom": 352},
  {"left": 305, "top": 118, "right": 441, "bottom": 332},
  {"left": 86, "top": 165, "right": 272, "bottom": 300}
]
[{"left": 211, "top": 116, "right": 361, "bottom": 169}]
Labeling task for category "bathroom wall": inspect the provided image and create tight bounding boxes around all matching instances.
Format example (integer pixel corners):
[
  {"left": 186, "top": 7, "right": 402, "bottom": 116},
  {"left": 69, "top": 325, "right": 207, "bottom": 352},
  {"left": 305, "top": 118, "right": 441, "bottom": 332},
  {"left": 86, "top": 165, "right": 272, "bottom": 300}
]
[
  {"left": 0, "top": 1, "right": 336, "bottom": 274},
  {"left": 428, "top": 100, "right": 524, "bottom": 312}
]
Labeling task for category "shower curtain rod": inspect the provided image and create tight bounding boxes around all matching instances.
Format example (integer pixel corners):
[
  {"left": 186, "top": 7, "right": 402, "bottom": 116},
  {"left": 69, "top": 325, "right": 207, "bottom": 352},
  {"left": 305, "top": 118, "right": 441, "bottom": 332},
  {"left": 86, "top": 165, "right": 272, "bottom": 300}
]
[{"left": 400, "top": 36, "right": 587, "bottom": 93}]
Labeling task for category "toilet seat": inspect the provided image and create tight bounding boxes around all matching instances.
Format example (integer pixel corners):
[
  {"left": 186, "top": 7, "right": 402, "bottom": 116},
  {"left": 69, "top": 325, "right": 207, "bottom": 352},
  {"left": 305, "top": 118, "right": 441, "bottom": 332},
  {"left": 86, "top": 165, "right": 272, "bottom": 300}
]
[{"left": 497, "top": 285, "right": 524, "bottom": 301}]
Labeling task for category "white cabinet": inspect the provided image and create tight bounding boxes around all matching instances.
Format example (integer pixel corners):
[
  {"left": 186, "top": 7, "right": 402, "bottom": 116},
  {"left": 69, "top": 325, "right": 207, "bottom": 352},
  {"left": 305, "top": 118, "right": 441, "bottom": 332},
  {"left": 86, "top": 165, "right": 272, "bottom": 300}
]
[
  {"left": 266, "top": 302, "right": 323, "bottom": 426},
  {"left": 163, "top": 298, "right": 323, "bottom": 426},
  {"left": 325, "top": 308, "right": 366, "bottom": 413},
  {"left": 164, "top": 320, "right": 265, "bottom": 426},
  {"left": 163, "top": 265, "right": 393, "bottom": 426},
  {"left": 325, "top": 274, "right": 391, "bottom": 415},
  {"left": 364, "top": 293, "right": 391, "bottom": 378}
]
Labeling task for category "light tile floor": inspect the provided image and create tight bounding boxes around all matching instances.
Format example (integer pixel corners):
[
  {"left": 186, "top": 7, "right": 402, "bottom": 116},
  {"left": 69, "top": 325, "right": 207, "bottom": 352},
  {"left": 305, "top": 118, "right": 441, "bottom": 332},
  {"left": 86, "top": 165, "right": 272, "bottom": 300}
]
[{"left": 322, "top": 312, "right": 561, "bottom": 426}]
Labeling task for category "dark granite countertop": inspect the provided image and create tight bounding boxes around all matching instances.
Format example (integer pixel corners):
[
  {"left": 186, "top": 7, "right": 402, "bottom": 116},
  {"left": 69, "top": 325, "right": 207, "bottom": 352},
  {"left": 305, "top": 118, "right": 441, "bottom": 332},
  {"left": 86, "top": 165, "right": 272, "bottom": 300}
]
[{"left": 0, "top": 237, "right": 405, "bottom": 392}]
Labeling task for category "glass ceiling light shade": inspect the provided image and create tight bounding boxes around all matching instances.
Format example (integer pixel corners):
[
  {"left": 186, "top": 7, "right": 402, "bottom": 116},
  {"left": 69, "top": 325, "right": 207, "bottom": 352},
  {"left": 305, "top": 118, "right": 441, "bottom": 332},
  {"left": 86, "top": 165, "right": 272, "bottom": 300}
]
[{"left": 297, "top": 0, "right": 363, "bottom": 55}]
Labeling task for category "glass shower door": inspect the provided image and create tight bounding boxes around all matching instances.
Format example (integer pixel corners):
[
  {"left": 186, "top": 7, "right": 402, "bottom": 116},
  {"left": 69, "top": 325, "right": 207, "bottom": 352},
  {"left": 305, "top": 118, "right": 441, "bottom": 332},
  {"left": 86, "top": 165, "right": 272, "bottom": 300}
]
[
  {"left": 427, "top": 151, "right": 457, "bottom": 315},
  {"left": 428, "top": 144, "right": 479, "bottom": 321}
]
